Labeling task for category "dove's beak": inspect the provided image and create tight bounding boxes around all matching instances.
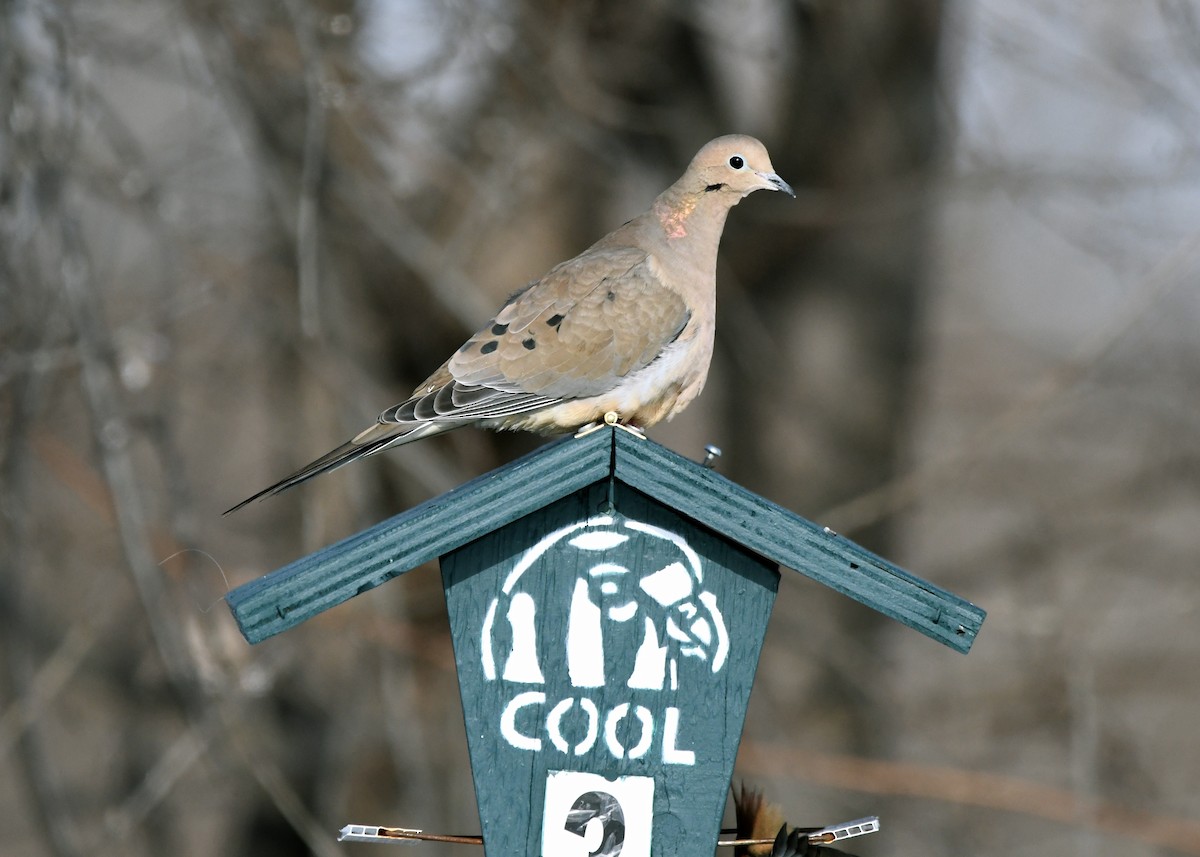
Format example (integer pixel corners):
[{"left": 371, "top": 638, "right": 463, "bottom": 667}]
[{"left": 757, "top": 170, "right": 796, "bottom": 198}]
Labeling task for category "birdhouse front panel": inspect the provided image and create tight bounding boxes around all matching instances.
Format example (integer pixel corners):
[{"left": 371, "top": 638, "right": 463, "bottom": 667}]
[{"left": 442, "top": 481, "right": 780, "bottom": 857}]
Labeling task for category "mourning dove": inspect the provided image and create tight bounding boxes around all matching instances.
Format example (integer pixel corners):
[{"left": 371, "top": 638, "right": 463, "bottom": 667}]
[{"left": 228, "top": 135, "right": 792, "bottom": 513}]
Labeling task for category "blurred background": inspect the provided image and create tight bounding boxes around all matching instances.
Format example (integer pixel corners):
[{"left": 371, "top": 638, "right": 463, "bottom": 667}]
[{"left": 3, "top": 1, "right": 1199, "bottom": 856}]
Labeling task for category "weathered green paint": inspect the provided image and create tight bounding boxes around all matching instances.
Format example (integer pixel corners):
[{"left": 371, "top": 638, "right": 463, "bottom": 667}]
[
  {"left": 225, "top": 431, "right": 610, "bottom": 643},
  {"left": 443, "top": 482, "right": 778, "bottom": 857},
  {"left": 609, "top": 431, "right": 984, "bottom": 653},
  {"left": 226, "top": 428, "right": 984, "bottom": 652},
  {"left": 224, "top": 428, "right": 988, "bottom": 857}
]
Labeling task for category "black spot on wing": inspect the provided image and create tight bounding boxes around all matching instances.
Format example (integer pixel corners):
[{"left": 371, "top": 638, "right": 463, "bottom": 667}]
[{"left": 480, "top": 340, "right": 498, "bottom": 354}]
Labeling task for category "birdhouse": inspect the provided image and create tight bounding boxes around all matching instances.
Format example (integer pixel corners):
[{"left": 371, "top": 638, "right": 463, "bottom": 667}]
[{"left": 226, "top": 428, "right": 984, "bottom": 857}]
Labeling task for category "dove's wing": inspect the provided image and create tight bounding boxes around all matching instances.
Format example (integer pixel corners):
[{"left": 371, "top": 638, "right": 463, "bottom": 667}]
[
  {"left": 226, "top": 134, "right": 793, "bottom": 512},
  {"left": 381, "top": 245, "right": 691, "bottom": 425}
]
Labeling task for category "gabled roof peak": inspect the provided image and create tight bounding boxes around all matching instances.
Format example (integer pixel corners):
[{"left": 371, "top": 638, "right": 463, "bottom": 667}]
[{"left": 226, "top": 428, "right": 984, "bottom": 651}]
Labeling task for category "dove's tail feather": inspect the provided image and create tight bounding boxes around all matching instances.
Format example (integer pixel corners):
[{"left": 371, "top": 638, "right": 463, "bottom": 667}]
[{"left": 223, "top": 421, "right": 452, "bottom": 514}]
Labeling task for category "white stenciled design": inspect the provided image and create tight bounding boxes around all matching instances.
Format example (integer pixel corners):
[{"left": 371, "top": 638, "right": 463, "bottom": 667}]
[
  {"left": 661, "top": 707, "right": 694, "bottom": 765},
  {"left": 481, "top": 516, "right": 728, "bottom": 691},
  {"left": 482, "top": 514, "right": 728, "bottom": 766},
  {"left": 604, "top": 704, "right": 654, "bottom": 760},
  {"left": 567, "top": 576, "right": 606, "bottom": 687},
  {"left": 481, "top": 517, "right": 610, "bottom": 683},
  {"left": 501, "top": 691, "right": 546, "bottom": 752},
  {"left": 504, "top": 593, "right": 545, "bottom": 683},
  {"left": 497, "top": 695, "right": 695, "bottom": 764},
  {"left": 547, "top": 698, "right": 600, "bottom": 755}
]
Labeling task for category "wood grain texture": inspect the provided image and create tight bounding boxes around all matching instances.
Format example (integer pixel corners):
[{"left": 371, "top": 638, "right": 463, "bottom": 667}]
[
  {"left": 610, "top": 431, "right": 985, "bottom": 653},
  {"left": 225, "top": 430, "right": 611, "bottom": 643},
  {"left": 443, "top": 483, "right": 779, "bottom": 857},
  {"left": 226, "top": 427, "right": 984, "bottom": 652}
]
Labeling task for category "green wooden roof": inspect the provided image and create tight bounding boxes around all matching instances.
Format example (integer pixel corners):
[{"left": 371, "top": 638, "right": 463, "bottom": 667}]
[{"left": 226, "top": 428, "right": 985, "bottom": 651}]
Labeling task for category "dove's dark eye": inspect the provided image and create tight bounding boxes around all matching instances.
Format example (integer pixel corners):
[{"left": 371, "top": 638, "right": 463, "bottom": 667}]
[{"left": 728, "top": 155, "right": 745, "bottom": 169}]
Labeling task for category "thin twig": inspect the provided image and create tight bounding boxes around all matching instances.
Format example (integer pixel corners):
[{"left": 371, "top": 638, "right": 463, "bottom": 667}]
[
  {"left": 283, "top": 0, "right": 327, "bottom": 340},
  {"left": 0, "top": 625, "right": 97, "bottom": 761},
  {"left": 821, "top": 226, "right": 1200, "bottom": 535}
]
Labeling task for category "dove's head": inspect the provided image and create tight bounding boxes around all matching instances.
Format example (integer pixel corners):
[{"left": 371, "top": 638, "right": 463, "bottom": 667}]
[{"left": 686, "top": 135, "right": 795, "bottom": 200}]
